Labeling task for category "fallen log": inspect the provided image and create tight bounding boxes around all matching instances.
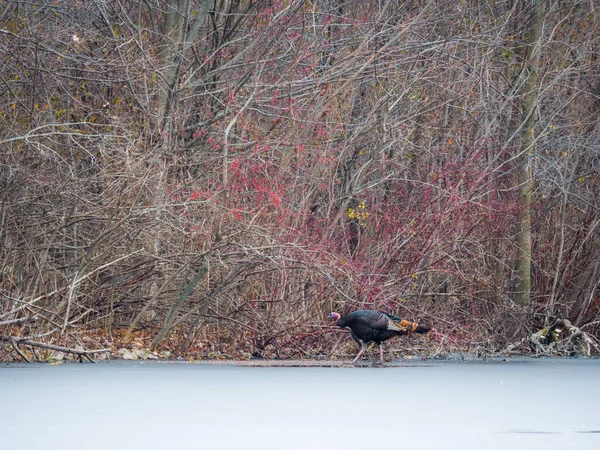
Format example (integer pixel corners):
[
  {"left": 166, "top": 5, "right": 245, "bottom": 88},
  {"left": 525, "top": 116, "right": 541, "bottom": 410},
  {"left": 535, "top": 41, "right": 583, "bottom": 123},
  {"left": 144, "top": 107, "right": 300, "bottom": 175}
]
[
  {"left": 0, "top": 334, "right": 110, "bottom": 363},
  {"left": 0, "top": 315, "right": 38, "bottom": 327}
]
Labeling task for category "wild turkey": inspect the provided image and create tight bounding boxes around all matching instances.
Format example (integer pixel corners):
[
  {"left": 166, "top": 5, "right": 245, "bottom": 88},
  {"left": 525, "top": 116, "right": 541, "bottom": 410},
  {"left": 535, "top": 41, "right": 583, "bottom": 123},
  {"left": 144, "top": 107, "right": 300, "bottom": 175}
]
[{"left": 328, "top": 310, "right": 431, "bottom": 364}]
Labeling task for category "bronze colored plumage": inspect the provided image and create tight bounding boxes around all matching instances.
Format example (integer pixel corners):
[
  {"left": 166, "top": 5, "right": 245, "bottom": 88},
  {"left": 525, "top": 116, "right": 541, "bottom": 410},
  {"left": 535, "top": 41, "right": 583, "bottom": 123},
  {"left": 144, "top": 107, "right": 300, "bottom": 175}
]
[{"left": 328, "top": 310, "right": 431, "bottom": 364}]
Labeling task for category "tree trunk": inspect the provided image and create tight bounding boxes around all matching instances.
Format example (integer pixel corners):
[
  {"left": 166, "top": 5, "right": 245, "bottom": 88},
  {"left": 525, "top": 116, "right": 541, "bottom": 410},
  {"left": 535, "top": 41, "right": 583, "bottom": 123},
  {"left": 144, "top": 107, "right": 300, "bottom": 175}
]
[{"left": 515, "top": 0, "right": 544, "bottom": 308}]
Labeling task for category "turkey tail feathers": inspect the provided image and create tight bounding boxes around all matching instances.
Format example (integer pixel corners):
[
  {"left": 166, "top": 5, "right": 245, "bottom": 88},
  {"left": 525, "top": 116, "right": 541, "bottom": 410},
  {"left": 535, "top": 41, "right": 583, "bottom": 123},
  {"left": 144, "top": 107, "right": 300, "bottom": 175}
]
[
  {"left": 414, "top": 324, "right": 431, "bottom": 334},
  {"left": 387, "top": 317, "right": 431, "bottom": 335}
]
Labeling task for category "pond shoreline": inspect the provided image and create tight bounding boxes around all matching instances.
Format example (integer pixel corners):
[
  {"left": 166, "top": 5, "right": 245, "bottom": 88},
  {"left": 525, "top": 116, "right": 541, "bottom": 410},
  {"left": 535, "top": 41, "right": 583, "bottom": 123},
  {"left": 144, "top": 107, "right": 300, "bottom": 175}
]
[{"left": 3, "top": 354, "right": 598, "bottom": 367}]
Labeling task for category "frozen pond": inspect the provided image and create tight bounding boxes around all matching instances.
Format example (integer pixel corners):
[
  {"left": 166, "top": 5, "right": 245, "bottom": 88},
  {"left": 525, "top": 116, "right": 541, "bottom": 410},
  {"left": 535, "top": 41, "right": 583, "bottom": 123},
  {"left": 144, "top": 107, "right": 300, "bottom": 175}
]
[{"left": 2, "top": 358, "right": 599, "bottom": 449}]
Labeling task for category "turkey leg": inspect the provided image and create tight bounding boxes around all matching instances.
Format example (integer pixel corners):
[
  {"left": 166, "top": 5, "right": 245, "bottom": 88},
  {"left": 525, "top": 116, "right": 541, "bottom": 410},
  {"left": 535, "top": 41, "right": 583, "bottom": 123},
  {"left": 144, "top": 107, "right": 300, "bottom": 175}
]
[
  {"left": 352, "top": 340, "right": 366, "bottom": 363},
  {"left": 379, "top": 343, "right": 384, "bottom": 363}
]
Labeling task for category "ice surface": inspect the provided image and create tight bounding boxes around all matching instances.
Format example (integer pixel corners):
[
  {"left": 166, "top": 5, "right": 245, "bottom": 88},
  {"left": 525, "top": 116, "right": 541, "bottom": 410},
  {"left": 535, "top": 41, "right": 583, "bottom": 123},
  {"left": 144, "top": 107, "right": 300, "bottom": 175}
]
[{"left": 1, "top": 358, "right": 599, "bottom": 449}]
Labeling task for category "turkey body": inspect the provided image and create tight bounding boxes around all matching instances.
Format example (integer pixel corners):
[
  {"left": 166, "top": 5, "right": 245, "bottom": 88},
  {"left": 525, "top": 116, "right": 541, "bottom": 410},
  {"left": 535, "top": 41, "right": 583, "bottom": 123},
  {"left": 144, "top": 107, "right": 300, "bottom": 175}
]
[{"left": 330, "top": 310, "right": 430, "bottom": 364}]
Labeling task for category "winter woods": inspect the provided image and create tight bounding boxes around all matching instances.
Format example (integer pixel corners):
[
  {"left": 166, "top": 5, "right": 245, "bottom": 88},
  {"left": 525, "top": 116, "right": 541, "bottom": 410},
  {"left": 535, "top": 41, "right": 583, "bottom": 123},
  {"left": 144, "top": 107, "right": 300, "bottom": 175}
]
[{"left": 1, "top": 0, "right": 599, "bottom": 359}]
